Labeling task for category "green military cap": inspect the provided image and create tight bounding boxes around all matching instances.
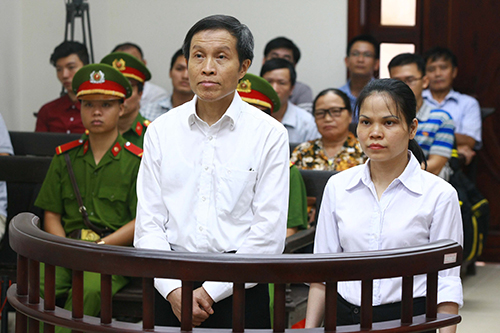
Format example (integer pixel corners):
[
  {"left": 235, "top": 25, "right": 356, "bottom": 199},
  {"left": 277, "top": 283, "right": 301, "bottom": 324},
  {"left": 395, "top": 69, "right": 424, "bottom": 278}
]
[
  {"left": 72, "top": 63, "right": 132, "bottom": 99},
  {"left": 101, "top": 52, "right": 151, "bottom": 83},
  {"left": 237, "top": 73, "right": 281, "bottom": 113}
]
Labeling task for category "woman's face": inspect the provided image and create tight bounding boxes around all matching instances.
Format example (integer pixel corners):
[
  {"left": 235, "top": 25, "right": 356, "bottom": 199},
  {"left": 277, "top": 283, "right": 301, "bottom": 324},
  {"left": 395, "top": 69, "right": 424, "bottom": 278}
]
[
  {"left": 356, "top": 93, "right": 417, "bottom": 164},
  {"left": 314, "top": 92, "right": 352, "bottom": 141}
]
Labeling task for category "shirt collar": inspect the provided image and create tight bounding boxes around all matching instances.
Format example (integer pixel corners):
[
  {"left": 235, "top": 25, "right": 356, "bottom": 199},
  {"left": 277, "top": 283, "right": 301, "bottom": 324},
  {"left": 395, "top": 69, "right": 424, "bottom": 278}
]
[
  {"left": 187, "top": 92, "right": 240, "bottom": 130},
  {"left": 281, "top": 102, "right": 297, "bottom": 128},
  {"left": 423, "top": 89, "right": 458, "bottom": 105},
  {"left": 346, "top": 151, "right": 423, "bottom": 195}
]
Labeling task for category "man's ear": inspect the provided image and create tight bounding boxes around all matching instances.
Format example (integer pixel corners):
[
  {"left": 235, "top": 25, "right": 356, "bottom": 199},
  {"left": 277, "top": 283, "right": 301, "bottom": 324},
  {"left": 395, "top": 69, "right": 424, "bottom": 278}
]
[
  {"left": 452, "top": 67, "right": 458, "bottom": 80},
  {"left": 238, "top": 59, "right": 251, "bottom": 80},
  {"left": 143, "top": 59, "right": 148, "bottom": 66},
  {"left": 422, "top": 75, "right": 429, "bottom": 89},
  {"left": 118, "top": 102, "right": 125, "bottom": 117},
  {"left": 374, "top": 59, "right": 380, "bottom": 72}
]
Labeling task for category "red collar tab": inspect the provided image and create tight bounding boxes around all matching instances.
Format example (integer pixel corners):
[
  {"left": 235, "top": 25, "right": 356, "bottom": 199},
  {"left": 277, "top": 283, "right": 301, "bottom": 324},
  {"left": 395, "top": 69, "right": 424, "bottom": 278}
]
[
  {"left": 83, "top": 141, "right": 89, "bottom": 155},
  {"left": 135, "top": 121, "right": 143, "bottom": 136},
  {"left": 111, "top": 142, "right": 122, "bottom": 157}
]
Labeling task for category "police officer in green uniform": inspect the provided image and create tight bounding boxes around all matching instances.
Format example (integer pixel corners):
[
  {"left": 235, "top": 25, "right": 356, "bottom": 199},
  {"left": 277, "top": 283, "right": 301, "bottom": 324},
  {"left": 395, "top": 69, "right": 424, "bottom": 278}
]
[
  {"left": 101, "top": 52, "right": 152, "bottom": 147},
  {"left": 35, "top": 63, "right": 142, "bottom": 333}
]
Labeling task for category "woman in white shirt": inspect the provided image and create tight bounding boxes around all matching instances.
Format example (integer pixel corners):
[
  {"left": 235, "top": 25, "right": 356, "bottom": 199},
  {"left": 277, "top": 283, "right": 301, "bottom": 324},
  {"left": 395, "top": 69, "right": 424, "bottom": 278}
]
[{"left": 305, "top": 79, "right": 463, "bottom": 333}]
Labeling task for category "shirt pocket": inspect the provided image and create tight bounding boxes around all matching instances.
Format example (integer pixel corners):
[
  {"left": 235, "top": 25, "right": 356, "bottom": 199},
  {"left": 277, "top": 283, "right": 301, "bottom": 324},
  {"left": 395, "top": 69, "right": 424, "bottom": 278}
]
[
  {"left": 216, "top": 167, "right": 257, "bottom": 220},
  {"left": 95, "top": 186, "right": 129, "bottom": 225}
]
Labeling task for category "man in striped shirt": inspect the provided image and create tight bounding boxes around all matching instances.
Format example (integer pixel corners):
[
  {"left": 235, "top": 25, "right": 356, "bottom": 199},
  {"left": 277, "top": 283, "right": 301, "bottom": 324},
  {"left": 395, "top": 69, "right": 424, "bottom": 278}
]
[{"left": 389, "top": 53, "right": 455, "bottom": 177}]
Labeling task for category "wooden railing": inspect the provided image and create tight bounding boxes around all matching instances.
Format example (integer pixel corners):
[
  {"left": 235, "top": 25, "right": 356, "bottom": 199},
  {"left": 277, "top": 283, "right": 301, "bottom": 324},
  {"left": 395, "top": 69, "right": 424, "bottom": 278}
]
[{"left": 8, "top": 213, "right": 462, "bottom": 332}]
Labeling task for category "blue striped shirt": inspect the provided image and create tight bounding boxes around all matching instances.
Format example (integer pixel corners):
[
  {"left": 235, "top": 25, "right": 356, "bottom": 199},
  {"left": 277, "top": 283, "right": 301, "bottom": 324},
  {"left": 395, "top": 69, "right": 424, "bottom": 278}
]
[{"left": 415, "top": 101, "right": 455, "bottom": 159}]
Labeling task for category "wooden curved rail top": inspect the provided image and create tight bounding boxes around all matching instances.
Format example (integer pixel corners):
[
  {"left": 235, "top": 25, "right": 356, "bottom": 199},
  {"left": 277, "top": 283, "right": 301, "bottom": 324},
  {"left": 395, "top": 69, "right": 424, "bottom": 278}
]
[{"left": 8, "top": 213, "right": 462, "bottom": 332}]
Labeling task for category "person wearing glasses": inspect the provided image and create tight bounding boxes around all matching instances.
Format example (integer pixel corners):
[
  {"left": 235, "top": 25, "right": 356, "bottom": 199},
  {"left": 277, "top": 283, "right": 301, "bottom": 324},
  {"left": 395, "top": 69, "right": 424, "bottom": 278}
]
[
  {"left": 261, "top": 58, "right": 319, "bottom": 144},
  {"left": 290, "top": 89, "right": 366, "bottom": 171},
  {"left": 389, "top": 53, "right": 455, "bottom": 178},
  {"left": 339, "top": 34, "right": 380, "bottom": 122}
]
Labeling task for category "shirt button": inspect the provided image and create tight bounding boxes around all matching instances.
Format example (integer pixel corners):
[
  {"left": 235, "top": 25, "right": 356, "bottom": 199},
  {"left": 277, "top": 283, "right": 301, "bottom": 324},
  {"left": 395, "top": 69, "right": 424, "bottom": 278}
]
[
  {"left": 90, "top": 212, "right": 94, "bottom": 216},
  {"left": 202, "top": 196, "right": 206, "bottom": 201},
  {"left": 93, "top": 172, "right": 97, "bottom": 176},
  {"left": 205, "top": 166, "right": 209, "bottom": 171},
  {"left": 66, "top": 130, "right": 70, "bottom": 134},
  {"left": 353, "top": 308, "right": 359, "bottom": 314},
  {"left": 70, "top": 117, "right": 74, "bottom": 122},
  {"left": 92, "top": 192, "right": 95, "bottom": 196},
  {"left": 71, "top": 105, "right": 76, "bottom": 109},
  {"left": 199, "top": 226, "right": 203, "bottom": 232},
  {"left": 208, "top": 136, "right": 213, "bottom": 140}
]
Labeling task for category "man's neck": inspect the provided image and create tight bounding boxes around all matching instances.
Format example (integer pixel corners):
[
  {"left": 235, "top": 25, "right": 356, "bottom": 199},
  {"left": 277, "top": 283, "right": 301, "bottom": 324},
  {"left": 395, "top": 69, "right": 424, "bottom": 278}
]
[
  {"left": 88, "top": 130, "right": 119, "bottom": 165},
  {"left": 118, "top": 109, "right": 139, "bottom": 135},
  {"left": 196, "top": 92, "right": 234, "bottom": 126},
  {"left": 416, "top": 95, "right": 424, "bottom": 114},
  {"left": 67, "top": 90, "right": 78, "bottom": 103},
  {"left": 430, "top": 88, "right": 452, "bottom": 104},
  {"left": 172, "top": 90, "right": 194, "bottom": 108},
  {"left": 272, "top": 101, "right": 288, "bottom": 123},
  {"left": 349, "top": 75, "right": 372, "bottom": 98}
]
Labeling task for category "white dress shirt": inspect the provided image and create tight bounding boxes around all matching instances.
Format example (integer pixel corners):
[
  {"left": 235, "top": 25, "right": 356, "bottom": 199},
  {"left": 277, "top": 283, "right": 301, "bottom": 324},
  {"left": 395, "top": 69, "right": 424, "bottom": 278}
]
[
  {"left": 314, "top": 152, "right": 463, "bottom": 307},
  {"left": 134, "top": 92, "right": 290, "bottom": 303}
]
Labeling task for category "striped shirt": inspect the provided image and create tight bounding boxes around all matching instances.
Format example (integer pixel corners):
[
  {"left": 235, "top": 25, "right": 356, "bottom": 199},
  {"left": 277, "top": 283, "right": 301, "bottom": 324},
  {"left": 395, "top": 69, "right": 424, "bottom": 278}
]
[{"left": 415, "top": 101, "right": 455, "bottom": 159}]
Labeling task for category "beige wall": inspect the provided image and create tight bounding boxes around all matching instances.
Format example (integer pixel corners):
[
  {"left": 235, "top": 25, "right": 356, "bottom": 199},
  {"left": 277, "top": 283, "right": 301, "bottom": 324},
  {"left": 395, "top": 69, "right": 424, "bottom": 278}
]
[{"left": 0, "top": 0, "right": 347, "bottom": 131}]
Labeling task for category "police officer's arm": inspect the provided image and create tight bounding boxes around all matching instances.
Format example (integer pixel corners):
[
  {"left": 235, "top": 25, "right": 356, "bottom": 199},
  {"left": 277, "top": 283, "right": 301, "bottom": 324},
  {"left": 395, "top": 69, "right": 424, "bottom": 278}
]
[
  {"left": 44, "top": 211, "right": 66, "bottom": 238},
  {"left": 100, "top": 219, "right": 135, "bottom": 246}
]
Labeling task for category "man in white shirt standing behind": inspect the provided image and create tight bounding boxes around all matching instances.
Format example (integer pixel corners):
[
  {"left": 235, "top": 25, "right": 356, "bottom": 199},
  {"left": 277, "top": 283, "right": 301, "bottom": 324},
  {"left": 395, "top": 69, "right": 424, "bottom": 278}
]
[{"left": 134, "top": 14, "right": 290, "bottom": 329}]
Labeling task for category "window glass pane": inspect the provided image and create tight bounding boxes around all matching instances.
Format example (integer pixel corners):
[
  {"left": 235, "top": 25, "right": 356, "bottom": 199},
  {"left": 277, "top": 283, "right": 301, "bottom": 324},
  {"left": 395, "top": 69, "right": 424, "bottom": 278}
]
[
  {"left": 381, "top": 0, "right": 416, "bottom": 26},
  {"left": 379, "top": 43, "right": 415, "bottom": 79}
]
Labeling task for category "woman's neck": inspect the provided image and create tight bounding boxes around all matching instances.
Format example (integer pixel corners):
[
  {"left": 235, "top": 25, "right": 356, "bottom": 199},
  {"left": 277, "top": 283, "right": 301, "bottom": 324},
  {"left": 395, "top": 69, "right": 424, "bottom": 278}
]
[
  {"left": 369, "top": 152, "right": 409, "bottom": 200},
  {"left": 321, "top": 135, "right": 347, "bottom": 158}
]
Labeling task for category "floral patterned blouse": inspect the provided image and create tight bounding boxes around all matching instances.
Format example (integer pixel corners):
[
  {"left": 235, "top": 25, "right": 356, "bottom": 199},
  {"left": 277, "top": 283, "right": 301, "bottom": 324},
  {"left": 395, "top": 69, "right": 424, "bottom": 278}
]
[{"left": 290, "top": 132, "right": 367, "bottom": 171}]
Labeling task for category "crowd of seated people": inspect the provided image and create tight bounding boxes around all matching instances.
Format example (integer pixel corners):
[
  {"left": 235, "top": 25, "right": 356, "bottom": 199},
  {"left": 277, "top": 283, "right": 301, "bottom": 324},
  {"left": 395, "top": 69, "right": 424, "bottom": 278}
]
[{"left": 2, "top": 13, "right": 484, "bottom": 332}]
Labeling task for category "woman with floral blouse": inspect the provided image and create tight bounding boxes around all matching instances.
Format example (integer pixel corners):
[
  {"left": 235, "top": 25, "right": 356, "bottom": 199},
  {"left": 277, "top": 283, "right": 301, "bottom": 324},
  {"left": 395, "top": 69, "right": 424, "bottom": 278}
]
[{"left": 291, "top": 89, "right": 366, "bottom": 171}]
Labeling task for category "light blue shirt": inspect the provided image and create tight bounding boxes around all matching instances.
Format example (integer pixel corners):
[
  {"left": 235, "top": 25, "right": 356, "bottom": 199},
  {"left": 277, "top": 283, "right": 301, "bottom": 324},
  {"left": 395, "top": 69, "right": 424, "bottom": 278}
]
[
  {"left": 282, "top": 102, "right": 320, "bottom": 144},
  {"left": 140, "top": 95, "right": 173, "bottom": 121},
  {"left": 422, "top": 89, "right": 482, "bottom": 146},
  {"left": 0, "top": 113, "right": 14, "bottom": 218},
  {"left": 339, "top": 78, "right": 375, "bottom": 123}
]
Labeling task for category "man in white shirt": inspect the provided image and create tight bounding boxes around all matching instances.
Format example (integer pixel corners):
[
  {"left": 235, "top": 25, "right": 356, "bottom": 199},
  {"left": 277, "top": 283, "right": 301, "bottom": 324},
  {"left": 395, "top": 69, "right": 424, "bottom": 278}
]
[
  {"left": 261, "top": 58, "right": 320, "bottom": 144},
  {"left": 111, "top": 42, "right": 169, "bottom": 115},
  {"left": 134, "top": 15, "right": 289, "bottom": 329}
]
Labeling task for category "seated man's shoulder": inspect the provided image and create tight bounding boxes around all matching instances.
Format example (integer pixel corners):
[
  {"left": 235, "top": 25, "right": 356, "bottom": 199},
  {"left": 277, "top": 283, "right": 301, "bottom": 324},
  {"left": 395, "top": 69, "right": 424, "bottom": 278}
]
[
  {"left": 38, "top": 95, "right": 70, "bottom": 113},
  {"left": 451, "top": 90, "right": 480, "bottom": 109}
]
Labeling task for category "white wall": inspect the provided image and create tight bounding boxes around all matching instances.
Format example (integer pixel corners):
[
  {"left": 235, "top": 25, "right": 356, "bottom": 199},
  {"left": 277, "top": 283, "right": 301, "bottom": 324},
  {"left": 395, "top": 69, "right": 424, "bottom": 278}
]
[{"left": 0, "top": 0, "right": 347, "bottom": 131}]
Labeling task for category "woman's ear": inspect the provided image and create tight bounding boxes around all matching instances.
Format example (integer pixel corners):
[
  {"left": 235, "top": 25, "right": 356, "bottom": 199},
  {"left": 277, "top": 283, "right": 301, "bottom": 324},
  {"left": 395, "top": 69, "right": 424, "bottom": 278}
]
[{"left": 409, "top": 118, "right": 418, "bottom": 140}]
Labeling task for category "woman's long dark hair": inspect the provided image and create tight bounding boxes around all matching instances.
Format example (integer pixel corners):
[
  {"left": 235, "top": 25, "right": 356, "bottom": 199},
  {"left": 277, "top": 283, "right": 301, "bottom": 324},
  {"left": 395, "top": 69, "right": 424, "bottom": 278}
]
[{"left": 355, "top": 79, "right": 427, "bottom": 168}]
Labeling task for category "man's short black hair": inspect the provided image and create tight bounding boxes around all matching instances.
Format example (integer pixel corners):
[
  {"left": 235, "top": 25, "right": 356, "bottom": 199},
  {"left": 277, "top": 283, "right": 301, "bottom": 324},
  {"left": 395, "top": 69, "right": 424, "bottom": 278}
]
[
  {"left": 263, "top": 37, "right": 301, "bottom": 64},
  {"left": 388, "top": 53, "right": 426, "bottom": 76},
  {"left": 182, "top": 14, "right": 254, "bottom": 66},
  {"left": 50, "top": 41, "right": 89, "bottom": 66},
  {"left": 423, "top": 46, "right": 458, "bottom": 68},
  {"left": 260, "top": 58, "right": 296, "bottom": 87},
  {"left": 112, "top": 42, "right": 144, "bottom": 59},
  {"left": 170, "top": 49, "right": 184, "bottom": 71},
  {"left": 347, "top": 34, "right": 380, "bottom": 59}
]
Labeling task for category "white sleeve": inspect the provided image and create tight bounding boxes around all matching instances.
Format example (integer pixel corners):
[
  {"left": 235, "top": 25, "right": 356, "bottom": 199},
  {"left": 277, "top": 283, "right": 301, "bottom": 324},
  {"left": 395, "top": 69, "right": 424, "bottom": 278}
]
[
  {"left": 203, "top": 126, "right": 290, "bottom": 302},
  {"left": 430, "top": 186, "right": 464, "bottom": 307},
  {"left": 313, "top": 178, "right": 342, "bottom": 255},
  {"left": 134, "top": 125, "right": 182, "bottom": 298}
]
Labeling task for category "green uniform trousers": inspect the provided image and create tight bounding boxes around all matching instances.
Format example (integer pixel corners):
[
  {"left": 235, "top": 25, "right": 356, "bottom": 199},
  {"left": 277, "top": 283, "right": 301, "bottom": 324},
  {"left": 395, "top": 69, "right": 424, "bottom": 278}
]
[{"left": 39, "top": 263, "right": 129, "bottom": 333}]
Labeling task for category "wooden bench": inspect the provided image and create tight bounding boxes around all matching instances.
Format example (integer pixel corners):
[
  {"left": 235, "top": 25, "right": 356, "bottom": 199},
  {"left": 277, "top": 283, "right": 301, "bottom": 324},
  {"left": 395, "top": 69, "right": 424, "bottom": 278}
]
[{"left": 8, "top": 212, "right": 462, "bottom": 332}]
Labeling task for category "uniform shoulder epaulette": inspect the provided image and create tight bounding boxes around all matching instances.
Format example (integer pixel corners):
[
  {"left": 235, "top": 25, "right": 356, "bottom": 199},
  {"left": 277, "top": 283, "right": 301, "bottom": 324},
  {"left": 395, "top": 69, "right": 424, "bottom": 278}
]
[
  {"left": 143, "top": 119, "right": 151, "bottom": 127},
  {"left": 55, "top": 139, "right": 85, "bottom": 155},
  {"left": 124, "top": 141, "right": 143, "bottom": 158}
]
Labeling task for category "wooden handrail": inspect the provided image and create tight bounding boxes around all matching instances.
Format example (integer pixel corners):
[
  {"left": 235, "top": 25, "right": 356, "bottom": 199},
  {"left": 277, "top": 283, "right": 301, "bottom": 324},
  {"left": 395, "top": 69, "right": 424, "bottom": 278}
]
[{"left": 8, "top": 213, "right": 462, "bottom": 332}]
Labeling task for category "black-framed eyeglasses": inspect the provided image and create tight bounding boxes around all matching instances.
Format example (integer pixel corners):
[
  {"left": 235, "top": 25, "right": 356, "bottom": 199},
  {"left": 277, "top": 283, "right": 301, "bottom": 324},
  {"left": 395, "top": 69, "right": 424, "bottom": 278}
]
[
  {"left": 399, "top": 76, "right": 423, "bottom": 86},
  {"left": 314, "top": 107, "right": 348, "bottom": 119}
]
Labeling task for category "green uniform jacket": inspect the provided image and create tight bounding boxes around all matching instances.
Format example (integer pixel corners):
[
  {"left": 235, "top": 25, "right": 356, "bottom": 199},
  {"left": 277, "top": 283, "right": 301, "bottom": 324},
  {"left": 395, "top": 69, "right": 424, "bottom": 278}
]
[
  {"left": 288, "top": 164, "right": 308, "bottom": 230},
  {"left": 122, "top": 113, "right": 150, "bottom": 148},
  {"left": 35, "top": 134, "right": 142, "bottom": 235}
]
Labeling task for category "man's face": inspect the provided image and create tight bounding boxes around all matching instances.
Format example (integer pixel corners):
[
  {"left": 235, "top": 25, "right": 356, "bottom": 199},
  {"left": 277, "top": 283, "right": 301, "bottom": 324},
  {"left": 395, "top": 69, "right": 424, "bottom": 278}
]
[
  {"left": 425, "top": 58, "right": 457, "bottom": 93},
  {"left": 80, "top": 96, "right": 124, "bottom": 134},
  {"left": 345, "top": 41, "right": 379, "bottom": 77},
  {"left": 170, "top": 55, "right": 192, "bottom": 94},
  {"left": 123, "top": 79, "right": 142, "bottom": 117},
  {"left": 264, "top": 47, "right": 295, "bottom": 65},
  {"left": 188, "top": 29, "right": 250, "bottom": 104},
  {"left": 56, "top": 54, "right": 85, "bottom": 92},
  {"left": 389, "top": 63, "right": 428, "bottom": 100},
  {"left": 262, "top": 68, "right": 293, "bottom": 108}
]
